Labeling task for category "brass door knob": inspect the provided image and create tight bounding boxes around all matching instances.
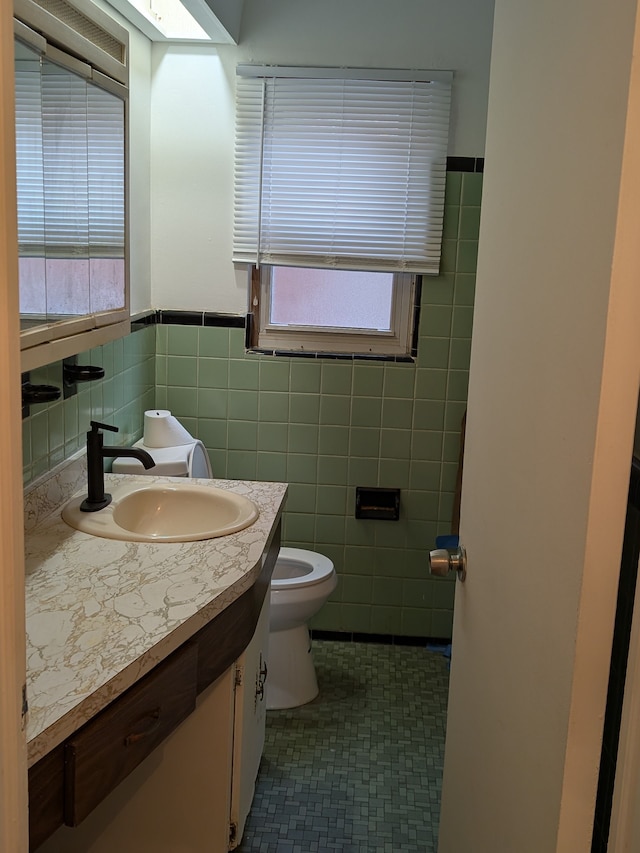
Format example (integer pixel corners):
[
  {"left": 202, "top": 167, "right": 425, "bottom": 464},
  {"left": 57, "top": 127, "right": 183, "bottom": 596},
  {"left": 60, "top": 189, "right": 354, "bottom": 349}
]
[{"left": 429, "top": 545, "right": 467, "bottom": 582}]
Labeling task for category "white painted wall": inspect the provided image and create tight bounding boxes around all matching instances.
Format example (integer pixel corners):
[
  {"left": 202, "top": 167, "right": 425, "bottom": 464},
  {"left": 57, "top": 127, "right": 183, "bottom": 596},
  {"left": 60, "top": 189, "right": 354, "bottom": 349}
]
[
  {"left": 127, "top": 25, "right": 152, "bottom": 315},
  {"left": 147, "top": 0, "right": 495, "bottom": 313},
  {"left": 149, "top": 44, "right": 239, "bottom": 313}
]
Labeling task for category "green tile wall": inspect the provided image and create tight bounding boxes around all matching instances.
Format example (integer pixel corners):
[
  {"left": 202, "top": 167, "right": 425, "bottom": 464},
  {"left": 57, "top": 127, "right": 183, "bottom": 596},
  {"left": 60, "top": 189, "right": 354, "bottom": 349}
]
[
  {"left": 22, "top": 170, "right": 480, "bottom": 640},
  {"left": 155, "top": 171, "right": 481, "bottom": 640},
  {"left": 22, "top": 325, "right": 156, "bottom": 484}
]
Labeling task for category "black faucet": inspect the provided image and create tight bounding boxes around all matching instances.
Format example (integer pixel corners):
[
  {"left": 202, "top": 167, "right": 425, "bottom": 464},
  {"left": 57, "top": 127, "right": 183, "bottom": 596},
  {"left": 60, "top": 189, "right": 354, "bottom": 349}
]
[{"left": 80, "top": 421, "right": 155, "bottom": 512}]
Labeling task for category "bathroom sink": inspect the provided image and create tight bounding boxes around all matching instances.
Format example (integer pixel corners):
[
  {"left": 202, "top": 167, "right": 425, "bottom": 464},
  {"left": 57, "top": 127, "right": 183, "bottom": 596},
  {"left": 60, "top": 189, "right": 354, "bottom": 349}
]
[{"left": 62, "top": 482, "right": 259, "bottom": 542}]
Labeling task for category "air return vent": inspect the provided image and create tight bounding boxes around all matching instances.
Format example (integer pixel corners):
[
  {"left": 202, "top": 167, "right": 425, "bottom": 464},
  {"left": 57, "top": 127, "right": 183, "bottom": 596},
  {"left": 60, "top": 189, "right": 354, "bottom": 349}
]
[{"left": 14, "top": 0, "right": 129, "bottom": 85}]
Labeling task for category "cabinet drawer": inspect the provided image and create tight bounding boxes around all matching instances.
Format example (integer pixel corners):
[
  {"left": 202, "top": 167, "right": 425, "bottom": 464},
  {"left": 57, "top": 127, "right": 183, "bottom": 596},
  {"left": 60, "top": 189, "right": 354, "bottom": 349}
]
[{"left": 64, "top": 642, "right": 198, "bottom": 826}]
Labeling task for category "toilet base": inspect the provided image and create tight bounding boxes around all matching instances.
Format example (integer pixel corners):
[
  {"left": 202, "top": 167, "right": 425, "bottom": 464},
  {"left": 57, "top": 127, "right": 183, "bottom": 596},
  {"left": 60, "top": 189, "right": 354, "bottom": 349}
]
[{"left": 266, "top": 624, "right": 319, "bottom": 710}]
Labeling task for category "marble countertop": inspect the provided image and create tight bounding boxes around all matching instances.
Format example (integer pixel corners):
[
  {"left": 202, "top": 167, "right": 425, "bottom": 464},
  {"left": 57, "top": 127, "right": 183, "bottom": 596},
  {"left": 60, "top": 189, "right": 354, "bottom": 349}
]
[{"left": 24, "top": 453, "right": 287, "bottom": 766}]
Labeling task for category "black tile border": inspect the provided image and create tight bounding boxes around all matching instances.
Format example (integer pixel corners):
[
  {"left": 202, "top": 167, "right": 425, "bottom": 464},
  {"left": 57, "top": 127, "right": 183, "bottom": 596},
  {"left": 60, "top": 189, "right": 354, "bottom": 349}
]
[
  {"left": 131, "top": 307, "right": 419, "bottom": 364},
  {"left": 446, "top": 156, "right": 485, "bottom": 173},
  {"left": 130, "top": 309, "right": 420, "bottom": 363},
  {"left": 410, "top": 274, "right": 423, "bottom": 359},
  {"left": 156, "top": 310, "right": 245, "bottom": 328},
  {"left": 270, "top": 350, "right": 416, "bottom": 363},
  {"left": 310, "top": 629, "right": 451, "bottom": 648},
  {"left": 130, "top": 310, "right": 159, "bottom": 332},
  {"left": 130, "top": 310, "right": 248, "bottom": 332},
  {"left": 204, "top": 312, "right": 245, "bottom": 328},
  {"left": 159, "top": 309, "right": 205, "bottom": 325}
]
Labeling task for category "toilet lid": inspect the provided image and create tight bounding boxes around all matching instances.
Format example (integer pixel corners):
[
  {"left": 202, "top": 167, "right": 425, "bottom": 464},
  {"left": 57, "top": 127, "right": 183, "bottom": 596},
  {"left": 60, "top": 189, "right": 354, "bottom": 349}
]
[{"left": 271, "top": 547, "right": 335, "bottom": 590}]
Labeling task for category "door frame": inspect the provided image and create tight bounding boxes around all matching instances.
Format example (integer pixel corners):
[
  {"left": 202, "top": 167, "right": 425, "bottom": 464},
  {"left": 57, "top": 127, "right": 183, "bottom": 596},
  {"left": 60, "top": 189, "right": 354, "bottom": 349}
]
[
  {"left": 608, "top": 558, "right": 640, "bottom": 850},
  {"left": 0, "top": 1, "right": 29, "bottom": 849},
  {"left": 608, "top": 11, "right": 640, "bottom": 848}
]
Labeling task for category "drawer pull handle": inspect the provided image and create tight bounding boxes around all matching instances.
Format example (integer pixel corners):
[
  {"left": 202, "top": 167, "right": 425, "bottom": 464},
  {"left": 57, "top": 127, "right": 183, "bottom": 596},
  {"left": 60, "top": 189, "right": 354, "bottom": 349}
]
[
  {"left": 124, "top": 708, "right": 161, "bottom": 746},
  {"left": 255, "top": 657, "right": 268, "bottom": 704}
]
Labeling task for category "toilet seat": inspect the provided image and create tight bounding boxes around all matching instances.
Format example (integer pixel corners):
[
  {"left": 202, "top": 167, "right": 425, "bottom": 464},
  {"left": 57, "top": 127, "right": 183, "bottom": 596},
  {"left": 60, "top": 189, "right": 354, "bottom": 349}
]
[{"left": 271, "top": 547, "right": 335, "bottom": 590}]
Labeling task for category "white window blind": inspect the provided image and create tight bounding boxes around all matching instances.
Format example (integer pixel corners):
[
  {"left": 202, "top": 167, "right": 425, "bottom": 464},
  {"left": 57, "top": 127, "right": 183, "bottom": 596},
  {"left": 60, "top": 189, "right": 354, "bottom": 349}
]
[{"left": 234, "top": 66, "right": 453, "bottom": 275}]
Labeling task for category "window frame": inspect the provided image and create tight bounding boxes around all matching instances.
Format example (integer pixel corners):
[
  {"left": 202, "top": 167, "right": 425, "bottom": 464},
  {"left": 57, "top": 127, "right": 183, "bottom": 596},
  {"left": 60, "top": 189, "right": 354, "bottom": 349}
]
[{"left": 248, "top": 265, "right": 418, "bottom": 357}]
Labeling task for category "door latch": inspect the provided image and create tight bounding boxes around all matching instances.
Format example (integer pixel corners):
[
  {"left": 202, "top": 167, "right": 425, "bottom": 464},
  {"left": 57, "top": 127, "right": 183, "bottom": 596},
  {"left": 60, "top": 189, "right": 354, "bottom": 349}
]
[{"left": 255, "top": 654, "right": 268, "bottom": 706}]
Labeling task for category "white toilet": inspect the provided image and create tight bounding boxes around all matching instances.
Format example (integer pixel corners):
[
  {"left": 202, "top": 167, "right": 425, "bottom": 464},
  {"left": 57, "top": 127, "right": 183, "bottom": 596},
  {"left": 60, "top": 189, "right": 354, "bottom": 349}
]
[
  {"left": 113, "top": 412, "right": 337, "bottom": 712},
  {"left": 267, "top": 547, "right": 337, "bottom": 710}
]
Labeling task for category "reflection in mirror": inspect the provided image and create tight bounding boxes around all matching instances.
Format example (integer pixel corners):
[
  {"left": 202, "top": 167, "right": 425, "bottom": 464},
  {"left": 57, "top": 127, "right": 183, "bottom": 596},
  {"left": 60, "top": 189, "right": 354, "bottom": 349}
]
[
  {"left": 88, "top": 84, "right": 125, "bottom": 313},
  {"left": 42, "top": 59, "right": 91, "bottom": 319},
  {"left": 15, "top": 40, "right": 45, "bottom": 325},
  {"left": 14, "top": 39, "right": 125, "bottom": 332}
]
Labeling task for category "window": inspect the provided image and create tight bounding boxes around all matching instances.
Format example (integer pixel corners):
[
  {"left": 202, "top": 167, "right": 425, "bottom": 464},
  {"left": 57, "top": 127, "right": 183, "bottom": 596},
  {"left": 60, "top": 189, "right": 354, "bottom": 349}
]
[
  {"left": 234, "top": 65, "right": 452, "bottom": 356},
  {"left": 251, "top": 266, "right": 416, "bottom": 355}
]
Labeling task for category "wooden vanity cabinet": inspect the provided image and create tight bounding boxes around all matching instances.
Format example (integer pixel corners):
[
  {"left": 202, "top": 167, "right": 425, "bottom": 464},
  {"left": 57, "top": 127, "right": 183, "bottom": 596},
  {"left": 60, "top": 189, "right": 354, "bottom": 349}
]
[
  {"left": 28, "top": 746, "right": 64, "bottom": 851},
  {"left": 28, "top": 521, "right": 280, "bottom": 851},
  {"left": 229, "top": 594, "right": 271, "bottom": 848},
  {"left": 64, "top": 643, "right": 198, "bottom": 827}
]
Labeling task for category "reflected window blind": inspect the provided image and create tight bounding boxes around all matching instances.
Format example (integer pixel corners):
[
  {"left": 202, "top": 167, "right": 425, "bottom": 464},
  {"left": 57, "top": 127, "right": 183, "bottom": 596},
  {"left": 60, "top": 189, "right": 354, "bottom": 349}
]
[
  {"left": 42, "top": 66, "right": 89, "bottom": 250},
  {"left": 15, "top": 62, "right": 44, "bottom": 249},
  {"left": 87, "top": 84, "right": 125, "bottom": 251},
  {"left": 15, "top": 63, "right": 124, "bottom": 255},
  {"left": 234, "top": 67, "right": 453, "bottom": 275}
]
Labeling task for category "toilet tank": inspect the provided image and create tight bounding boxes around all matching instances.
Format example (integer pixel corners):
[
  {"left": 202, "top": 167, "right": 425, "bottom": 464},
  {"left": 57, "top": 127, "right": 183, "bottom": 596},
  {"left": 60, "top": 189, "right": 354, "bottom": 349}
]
[{"left": 112, "top": 440, "right": 212, "bottom": 478}]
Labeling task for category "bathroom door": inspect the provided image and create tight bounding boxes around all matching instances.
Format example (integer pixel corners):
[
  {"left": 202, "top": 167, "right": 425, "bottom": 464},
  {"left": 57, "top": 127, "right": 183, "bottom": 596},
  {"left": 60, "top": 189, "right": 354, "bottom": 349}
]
[{"left": 436, "top": 0, "right": 640, "bottom": 851}]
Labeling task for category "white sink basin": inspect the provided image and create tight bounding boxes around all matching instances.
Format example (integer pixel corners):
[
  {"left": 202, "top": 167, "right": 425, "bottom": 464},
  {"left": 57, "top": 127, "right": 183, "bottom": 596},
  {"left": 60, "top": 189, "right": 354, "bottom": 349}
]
[{"left": 62, "top": 481, "right": 259, "bottom": 542}]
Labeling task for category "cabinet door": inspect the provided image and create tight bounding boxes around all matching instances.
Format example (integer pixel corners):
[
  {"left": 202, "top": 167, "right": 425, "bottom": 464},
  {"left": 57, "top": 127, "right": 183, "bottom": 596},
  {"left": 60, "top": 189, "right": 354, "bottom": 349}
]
[
  {"left": 229, "top": 594, "right": 270, "bottom": 849},
  {"left": 64, "top": 644, "right": 198, "bottom": 826},
  {"left": 36, "top": 667, "right": 236, "bottom": 853}
]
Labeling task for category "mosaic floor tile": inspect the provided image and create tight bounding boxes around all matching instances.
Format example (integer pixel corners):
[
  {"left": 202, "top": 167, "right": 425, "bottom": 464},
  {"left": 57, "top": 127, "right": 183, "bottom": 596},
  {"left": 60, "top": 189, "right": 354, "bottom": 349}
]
[{"left": 237, "top": 640, "right": 450, "bottom": 853}]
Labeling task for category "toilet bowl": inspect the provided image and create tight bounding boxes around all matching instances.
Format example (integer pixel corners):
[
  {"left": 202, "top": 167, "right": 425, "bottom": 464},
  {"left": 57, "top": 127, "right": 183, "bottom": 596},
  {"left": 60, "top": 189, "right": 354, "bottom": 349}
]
[{"left": 267, "top": 547, "right": 337, "bottom": 710}]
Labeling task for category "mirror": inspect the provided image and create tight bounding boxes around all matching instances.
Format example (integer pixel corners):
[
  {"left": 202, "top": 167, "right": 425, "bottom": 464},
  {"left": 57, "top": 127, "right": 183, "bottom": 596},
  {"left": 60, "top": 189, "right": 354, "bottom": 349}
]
[{"left": 14, "top": 38, "right": 126, "bottom": 341}]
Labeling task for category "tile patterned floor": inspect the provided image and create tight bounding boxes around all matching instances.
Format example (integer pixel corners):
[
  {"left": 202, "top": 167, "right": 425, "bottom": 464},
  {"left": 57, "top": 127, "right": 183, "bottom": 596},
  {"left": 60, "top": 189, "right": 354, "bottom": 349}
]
[{"left": 237, "top": 640, "right": 450, "bottom": 853}]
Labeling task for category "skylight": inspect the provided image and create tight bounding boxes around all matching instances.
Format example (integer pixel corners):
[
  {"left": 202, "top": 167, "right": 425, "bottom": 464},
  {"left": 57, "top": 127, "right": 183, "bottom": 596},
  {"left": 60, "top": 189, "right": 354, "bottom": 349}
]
[{"left": 105, "top": 0, "right": 238, "bottom": 42}]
